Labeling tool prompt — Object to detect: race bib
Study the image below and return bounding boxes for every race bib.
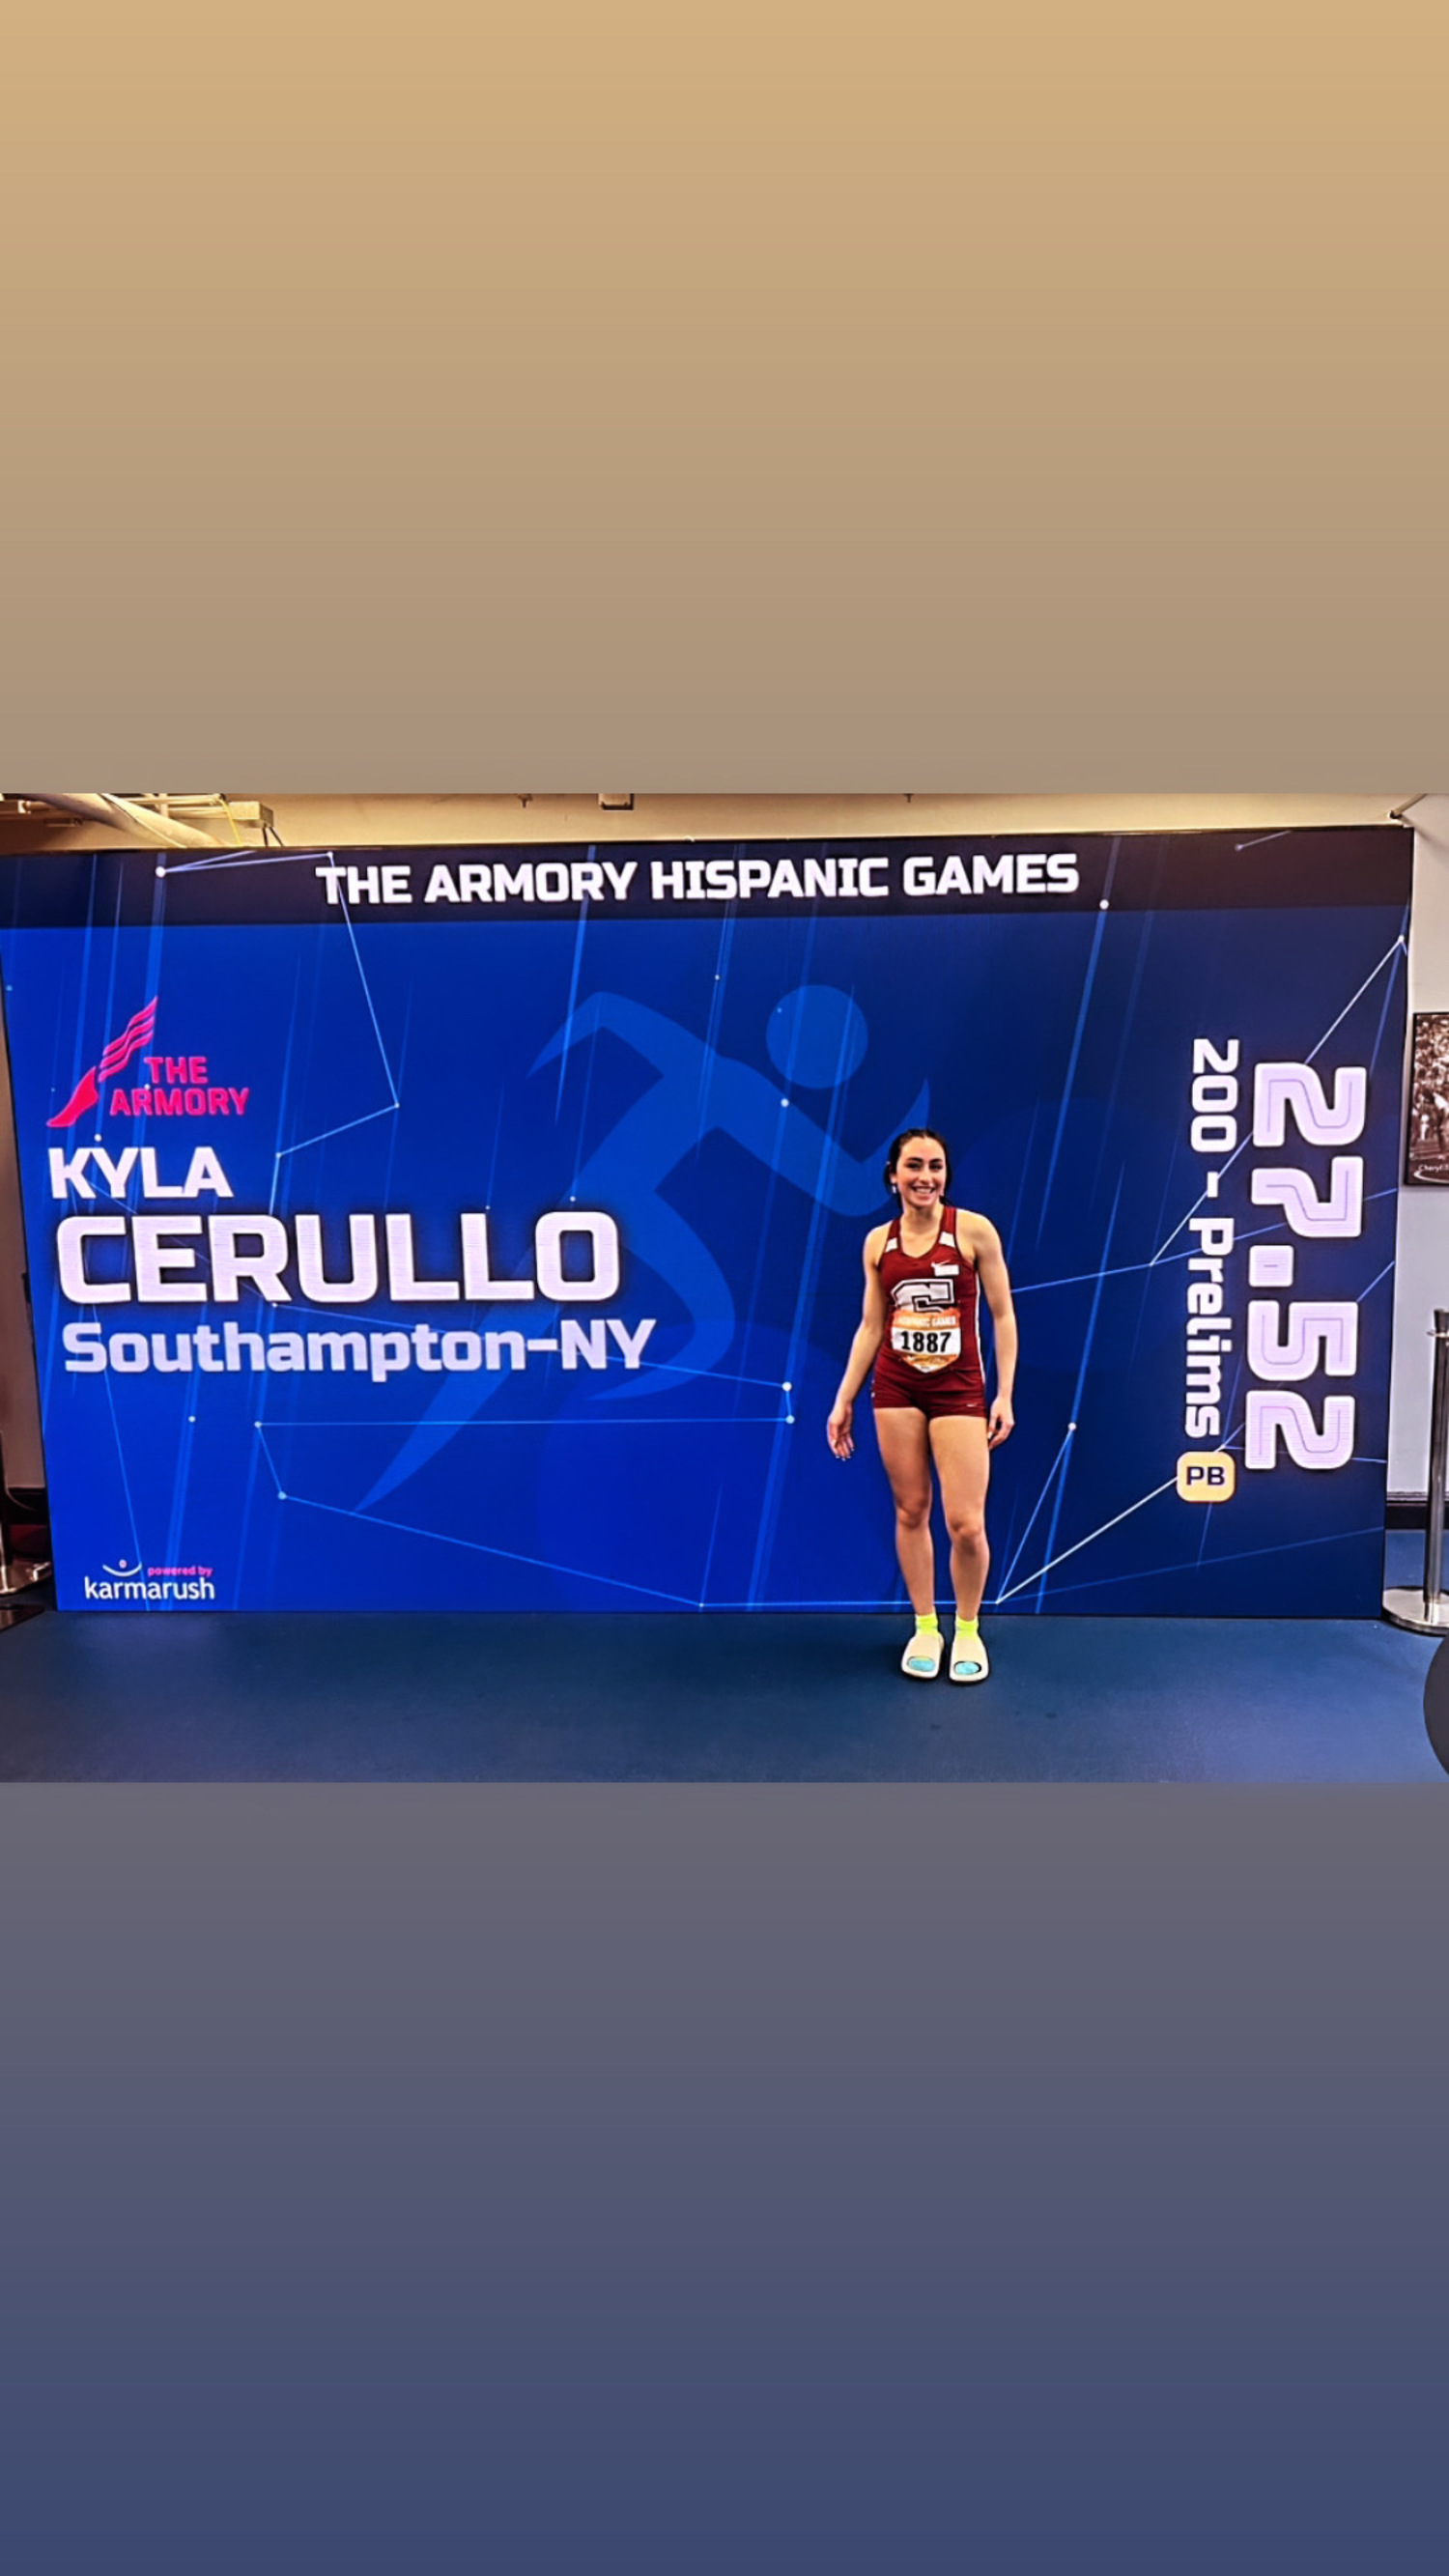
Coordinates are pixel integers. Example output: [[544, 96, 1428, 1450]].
[[890, 1307, 962, 1373]]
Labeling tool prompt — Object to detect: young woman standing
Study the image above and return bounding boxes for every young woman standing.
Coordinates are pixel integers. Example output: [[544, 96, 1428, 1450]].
[[826, 1129, 1017, 1681]]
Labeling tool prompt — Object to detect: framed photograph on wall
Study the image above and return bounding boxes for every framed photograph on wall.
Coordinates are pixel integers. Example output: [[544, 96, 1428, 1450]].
[[1405, 1011, 1449, 1184]]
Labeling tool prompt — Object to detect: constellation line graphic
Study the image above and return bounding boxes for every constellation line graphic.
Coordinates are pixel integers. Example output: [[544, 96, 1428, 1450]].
[[253, 1429, 701, 1608]]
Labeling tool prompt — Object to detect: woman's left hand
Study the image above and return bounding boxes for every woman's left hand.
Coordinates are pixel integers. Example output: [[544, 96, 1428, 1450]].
[[987, 1396, 1014, 1447]]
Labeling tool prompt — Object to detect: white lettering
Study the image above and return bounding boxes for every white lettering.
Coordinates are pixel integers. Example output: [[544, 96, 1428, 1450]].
[[384, 1212, 460, 1301], [138, 1147, 187, 1200], [133, 1216, 207, 1303], [460, 1213, 535, 1301], [1246, 1300, 1359, 1382], [1253, 1062, 1368, 1148], [182, 1148, 233, 1198], [534, 1211, 620, 1304], [48, 1147, 95, 1199], [90, 1147, 139, 1198], [1244, 1390, 1355, 1470], [60, 1313, 652, 1377], [57, 1214, 129, 1302], [209, 1215, 292, 1302], [1250, 1158, 1364, 1238], [607, 1316, 656, 1369], [306, 1331, 368, 1373], [296, 1213, 380, 1303]]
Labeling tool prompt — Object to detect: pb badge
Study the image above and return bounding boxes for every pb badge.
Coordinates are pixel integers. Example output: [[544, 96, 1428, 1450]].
[[1177, 1452, 1236, 1502]]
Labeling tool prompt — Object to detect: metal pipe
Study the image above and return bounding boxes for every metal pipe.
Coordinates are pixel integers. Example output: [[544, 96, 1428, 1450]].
[[1384, 1311, 1449, 1633], [15, 793, 231, 849], [1425, 1311, 1449, 1616]]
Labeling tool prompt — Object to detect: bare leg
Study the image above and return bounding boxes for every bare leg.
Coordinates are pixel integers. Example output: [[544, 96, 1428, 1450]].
[[928, 1414, 991, 1618], [872, 1406, 935, 1616]]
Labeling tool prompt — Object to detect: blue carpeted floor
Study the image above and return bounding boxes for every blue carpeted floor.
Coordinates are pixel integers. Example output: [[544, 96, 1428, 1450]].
[[0, 1532, 1440, 1780]]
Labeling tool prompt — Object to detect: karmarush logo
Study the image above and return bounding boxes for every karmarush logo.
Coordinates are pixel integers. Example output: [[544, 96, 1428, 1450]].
[[83, 1555, 217, 1603], [48, 998, 250, 1128]]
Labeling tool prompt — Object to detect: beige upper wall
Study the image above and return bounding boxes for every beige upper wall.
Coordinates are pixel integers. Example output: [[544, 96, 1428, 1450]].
[[0, 791, 1411, 851]]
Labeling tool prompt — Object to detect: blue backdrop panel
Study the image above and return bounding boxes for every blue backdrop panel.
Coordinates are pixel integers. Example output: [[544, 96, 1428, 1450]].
[[0, 834, 1407, 1613]]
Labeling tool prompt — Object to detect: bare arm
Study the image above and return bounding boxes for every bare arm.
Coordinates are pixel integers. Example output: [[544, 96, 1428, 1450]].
[[827, 1232, 888, 1458], [963, 1214, 1018, 1446]]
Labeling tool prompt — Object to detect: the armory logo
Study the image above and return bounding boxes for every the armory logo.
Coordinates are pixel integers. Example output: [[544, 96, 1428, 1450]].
[[82, 1557, 217, 1602], [48, 997, 249, 1128]]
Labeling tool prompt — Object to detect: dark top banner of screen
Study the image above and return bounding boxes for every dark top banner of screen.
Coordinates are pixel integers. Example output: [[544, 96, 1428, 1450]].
[[0, 826, 1412, 929]]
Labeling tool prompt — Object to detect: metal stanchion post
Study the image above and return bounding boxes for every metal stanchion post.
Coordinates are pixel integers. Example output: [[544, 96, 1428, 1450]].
[[1384, 1309, 1449, 1633]]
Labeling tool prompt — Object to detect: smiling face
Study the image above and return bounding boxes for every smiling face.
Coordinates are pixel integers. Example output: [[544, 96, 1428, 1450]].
[[891, 1134, 948, 1214]]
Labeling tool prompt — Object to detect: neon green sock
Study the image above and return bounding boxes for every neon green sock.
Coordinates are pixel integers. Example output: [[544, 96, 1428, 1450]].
[[913, 1612, 940, 1634], [955, 1616, 980, 1636]]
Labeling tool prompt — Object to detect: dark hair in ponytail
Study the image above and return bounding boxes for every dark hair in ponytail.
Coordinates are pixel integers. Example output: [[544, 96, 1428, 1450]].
[[883, 1127, 953, 1198]]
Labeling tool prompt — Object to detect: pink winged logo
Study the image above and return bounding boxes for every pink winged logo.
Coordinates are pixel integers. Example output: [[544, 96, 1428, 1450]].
[[47, 998, 159, 1129]]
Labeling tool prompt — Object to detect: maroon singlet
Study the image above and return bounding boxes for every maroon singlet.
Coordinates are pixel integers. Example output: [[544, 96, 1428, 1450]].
[[870, 1204, 987, 1418]]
